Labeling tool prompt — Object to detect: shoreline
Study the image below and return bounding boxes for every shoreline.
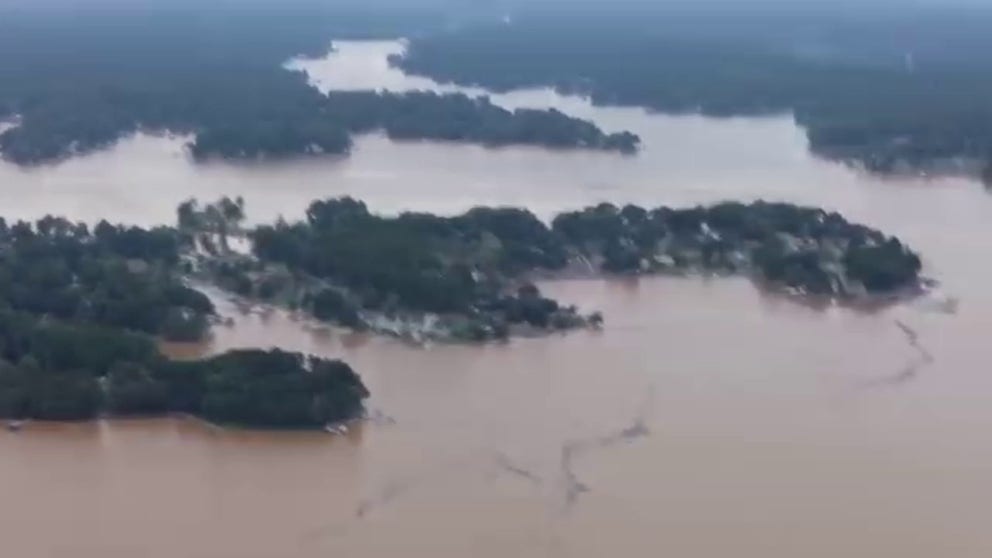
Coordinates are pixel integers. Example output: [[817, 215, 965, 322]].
[[188, 265, 930, 348], [4, 410, 373, 435]]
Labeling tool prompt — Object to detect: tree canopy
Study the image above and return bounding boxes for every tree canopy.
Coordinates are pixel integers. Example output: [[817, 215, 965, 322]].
[[216, 197, 924, 341], [0, 209, 370, 428], [0, 307, 369, 426], [551, 201, 922, 296], [397, 8, 992, 178], [0, 8, 638, 165], [0, 216, 213, 341]]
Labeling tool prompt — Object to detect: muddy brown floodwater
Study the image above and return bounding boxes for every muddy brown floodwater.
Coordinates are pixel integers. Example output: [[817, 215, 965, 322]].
[[2, 40, 992, 557]]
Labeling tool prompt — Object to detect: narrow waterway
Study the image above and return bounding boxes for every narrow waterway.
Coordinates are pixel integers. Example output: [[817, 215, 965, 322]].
[[1, 40, 991, 558]]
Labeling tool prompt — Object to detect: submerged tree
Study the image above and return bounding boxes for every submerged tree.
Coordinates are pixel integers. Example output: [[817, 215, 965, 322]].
[[177, 196, 246, 253]]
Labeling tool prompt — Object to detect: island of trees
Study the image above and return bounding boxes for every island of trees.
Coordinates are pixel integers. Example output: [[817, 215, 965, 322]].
[[188, 91, 639, 161], [0, 215, 369, 428], [185, 197, 594, 341], [0, 196, 923, 423], [0, 7, 638, 166], [551, 201, 922, 296], [184, 197, 923, 342]]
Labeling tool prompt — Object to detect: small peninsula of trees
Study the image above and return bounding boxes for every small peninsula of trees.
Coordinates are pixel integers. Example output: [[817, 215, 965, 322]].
[[551, 201, 922, 296], [0, 7, 639, 166], [193, 197, 923, 341], [189, 92, 639, 160], [0, 216, 213, 342], [241, 198, 586, 340], [0, 212, 369, 427], [0, 309, 369, 426]]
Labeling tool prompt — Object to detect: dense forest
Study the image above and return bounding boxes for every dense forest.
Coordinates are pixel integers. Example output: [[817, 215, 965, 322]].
[[551, 201, 922, 296], [0, 194, 922, 421], [0, 212, 369, 427], [0, 4, 636, 165], [202, 198, 590, 341], [189, 91, 639, 160], [194, 197, 923, 341], [6, 1, 992, 172], [396, 7, 992, 177], [0, 309, 369, 427], [0, 217, 212, 342]]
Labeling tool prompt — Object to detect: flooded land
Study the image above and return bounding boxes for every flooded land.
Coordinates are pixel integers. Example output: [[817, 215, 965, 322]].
[[2, 41, 992, 558]]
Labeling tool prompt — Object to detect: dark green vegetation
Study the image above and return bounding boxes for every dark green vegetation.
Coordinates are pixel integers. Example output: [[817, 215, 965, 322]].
[[0, 4, 636, 165], [0, 212, 369, 427], [0, 196, 922, 421], [189, 92, 639, 160], [164, 350, 369, 428], [552, 202, 922, 296], [0, 216, 212, 342], [225, 198, 589, 341], [208, 197, 921, 341], [6, 1, 992, 172], [396, 5, 992, 177], [0, 310, 368, 426]]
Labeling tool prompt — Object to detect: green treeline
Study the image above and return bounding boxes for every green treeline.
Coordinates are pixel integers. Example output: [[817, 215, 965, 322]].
[[6, 3, 992, 173], [397, 12, 992, 176], [189, 91, 639, 160], [552, 202, 922, 295], [222, 197, 922, 340], [0, 310, 368, 426], [0, 217, 212, 342], [0, 197, 922, 422], [0, 214, 369, 427], [245, 198, 586, 340], [0, 8, 637, 165]]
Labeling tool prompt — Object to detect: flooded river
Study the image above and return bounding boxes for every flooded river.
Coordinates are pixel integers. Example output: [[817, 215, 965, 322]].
[[2, 41, 992, 557]]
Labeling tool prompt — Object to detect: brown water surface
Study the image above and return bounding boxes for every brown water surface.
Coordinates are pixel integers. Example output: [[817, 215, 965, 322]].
[[1, 40, 991, 557]]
